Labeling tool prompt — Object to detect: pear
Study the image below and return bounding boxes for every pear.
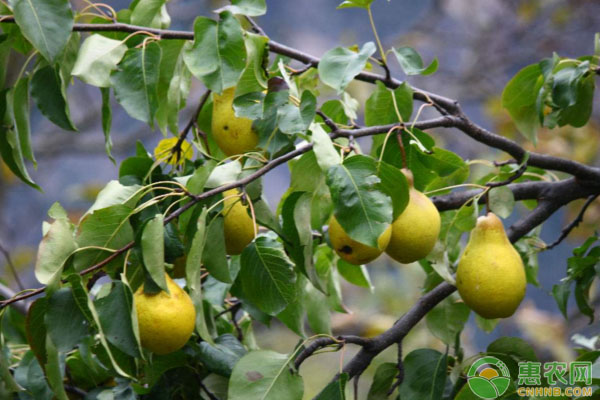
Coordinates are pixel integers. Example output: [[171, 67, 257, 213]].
[[328, 216, 392, 265], [211, 87, 259, 156], [385, 169, 441, 263], [222, 188, 257, 255], [456, 212, 526, 319]]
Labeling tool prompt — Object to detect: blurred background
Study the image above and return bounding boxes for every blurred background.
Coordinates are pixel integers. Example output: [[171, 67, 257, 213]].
[[1, 0, 599, 397]]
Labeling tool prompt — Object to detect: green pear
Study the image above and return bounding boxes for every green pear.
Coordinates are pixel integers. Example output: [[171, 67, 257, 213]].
[[456, 212, 526, 319], [385, 169, 441, 263], [211, 87, 259, 156]]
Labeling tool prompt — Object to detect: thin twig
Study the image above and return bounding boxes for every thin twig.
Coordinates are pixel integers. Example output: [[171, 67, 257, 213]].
[[0, 241, 24, 290], [172, 90, 211, 161], [545, 194, 600, 250], [387, 343, 404, 395], [486, 160, 528, 188], [316, 110, 338, 132], [199, 380, 220, 400]]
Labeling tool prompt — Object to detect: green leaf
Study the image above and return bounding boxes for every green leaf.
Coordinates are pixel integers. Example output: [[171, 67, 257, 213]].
[[228, 350, 304, 400], [86, 180, 142, 215], [277, 276, 306, 336], [0, 89, 40, 190], [94, 281, 142, 358], [501, 64, 543, 143], [552, 282, 570, 319], [326, 155, 392, 248], [100, 87, 114, 163], [488, 186, 515, 219], [392, 46, 438, 76], [367, 363, 397, 400], [10, 77, 35, 166], [9, 0, 73, 63], [236, 32, 269, 96], [14, 351, 53, 399], [311, 123, 341, 171], [202, 216, 231, 283], [44, 335, 69, 400], [315, 373, 348, 399], [73, 204, 134, 272], [278, 90, 316, 135], [72, 34, 127, 88], [45, 288, 89, 352], [398, 349, 447, 400], [141, 214, 168, 292], [30, 64, 76, 131], [337, 0, 373, 9], [318, 42, 376, 92], [304, 281, 331, 335], [377, 161, 409, 219], [0, 345, 20, 392], [111, 42, 161, 125], [25, 298, 48, 367], [556, 75, 595, 128], [475, 314, 499, 333], [365, 81, 413, 126], [552, 62, 589, 108], [487, 337, 537, 362], [198, 334, 247, 377], [240, 235, 297, 316], [217, 0, 267, 17], [34, 211, 77, 286], [337, 259, 372, 289], [183, 12, 246, 93], [426, 295, 470, 345], [131, 0, 166, 27]]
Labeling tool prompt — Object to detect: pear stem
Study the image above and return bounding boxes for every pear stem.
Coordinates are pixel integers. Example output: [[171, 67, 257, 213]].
[[395, 128, 408, 169]]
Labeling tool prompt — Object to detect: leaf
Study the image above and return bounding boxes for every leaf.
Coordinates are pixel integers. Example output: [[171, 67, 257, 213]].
[[217, 0, 267, 17], [365, 80, 413, 126], [426, 295, 470, 345], [141, 214, 167, 292], [488, 186, 515, 219], [377, 161, 409, 219], [318, 42, 376, 92], [228, 350, 304, 400], [398, 349, 447, 400], [487, 337, 537, 362], [25, 298, 48, 367], [131, 0, 166, 27], [311, 123, 341, 171], [14, 351, 53, 399], [94, 281, 142, 358], [240, 235, 297, 316], [304, 281, 331, 335], [100, 87, 114, 163], [236, 32, 269, 96], [337, 0, 374, 10], [72, 34, 127, 88], [278, 90, 316, 135], [9, 0, 73, 63], [392, 46, 438, 76], [111, 42, 161, 125], [501, 64, 543, 143], [552, 282, 570, 319], [30, 64, 76, 131], [73, 204, 134, 272], [551, 62, 589, 108], [44, 335, 69, 400], [85, 180, 142, 215], [326, 155, 392, 248], [475, 314, 499, 333], [202, 216, 231, 283], [337, 259, 373, 289], [556, 75, 595, 128], [45, 288, 89, 352], [183, 12, 246, 93], [197, 334, 247, 377], [35, 212, 77, 286], [205, 161, 242, 188], [315, 373, 348, 399], [367, 363, 397, 400], [10, 77, 35, 166]]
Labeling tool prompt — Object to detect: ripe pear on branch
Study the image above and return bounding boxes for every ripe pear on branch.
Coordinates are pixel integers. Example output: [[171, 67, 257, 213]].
[[134, 274, 196, 355], [211, 87, 259, 156], [385, 169, 441, 264], [222, 188, 257, 255], [328, 215, 392, 265], [456, 212, 526, 319]]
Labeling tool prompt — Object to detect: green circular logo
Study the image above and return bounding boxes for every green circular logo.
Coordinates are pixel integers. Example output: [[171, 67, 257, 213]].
[[467, 356, 511, 399]]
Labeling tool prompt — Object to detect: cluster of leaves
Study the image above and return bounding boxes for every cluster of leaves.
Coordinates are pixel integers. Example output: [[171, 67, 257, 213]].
[[0, 0, 599, 399]]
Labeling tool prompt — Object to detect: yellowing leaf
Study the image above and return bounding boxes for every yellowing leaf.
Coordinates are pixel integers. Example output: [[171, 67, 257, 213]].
[[153, 137, 193, 165]]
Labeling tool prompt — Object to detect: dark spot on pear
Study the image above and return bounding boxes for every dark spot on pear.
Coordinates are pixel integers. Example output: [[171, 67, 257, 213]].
[[340, 245, 353, 254], [223, 125, 229, 130]]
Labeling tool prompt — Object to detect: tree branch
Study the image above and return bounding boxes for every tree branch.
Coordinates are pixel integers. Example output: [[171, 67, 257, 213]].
[[544, 194, 600, 250]]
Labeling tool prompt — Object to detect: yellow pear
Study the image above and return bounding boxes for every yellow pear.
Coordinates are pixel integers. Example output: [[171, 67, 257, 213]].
[[456, 212, 526, 319], [223, 188, 257, 255], [385, 170, 440, 263], [211, 87, 259, 156], [328, 216, 392, 265], [134, 274, 196, 355]]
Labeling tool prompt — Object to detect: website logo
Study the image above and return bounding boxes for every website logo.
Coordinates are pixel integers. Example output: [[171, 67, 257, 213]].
[[467, 356, 511, 399]]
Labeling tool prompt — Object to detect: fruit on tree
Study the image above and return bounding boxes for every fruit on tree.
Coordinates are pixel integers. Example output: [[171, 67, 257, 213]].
[[134, 274, 196, 354], [385, 169, 441, 263], [328, 215, 392, 265], [211, 87, 259, 156], [223, 188, 257, 255], [456, 212, 526, 319]]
